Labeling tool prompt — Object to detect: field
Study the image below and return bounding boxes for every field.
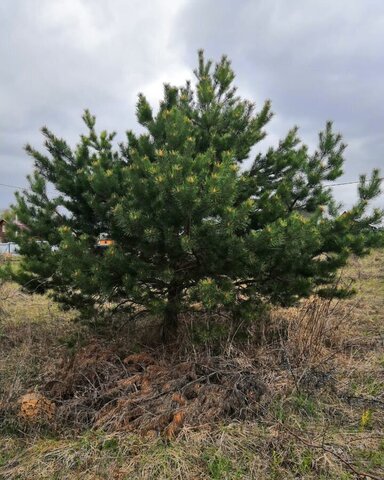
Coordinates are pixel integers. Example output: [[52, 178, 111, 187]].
[[0, 250, 383, 479]]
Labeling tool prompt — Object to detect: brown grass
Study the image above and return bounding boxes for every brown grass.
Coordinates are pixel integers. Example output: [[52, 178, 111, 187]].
[[0, 250, 383, 479]]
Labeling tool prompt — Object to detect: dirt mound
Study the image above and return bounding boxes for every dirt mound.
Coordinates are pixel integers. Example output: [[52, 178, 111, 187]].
[[41, 344, 266, 437]]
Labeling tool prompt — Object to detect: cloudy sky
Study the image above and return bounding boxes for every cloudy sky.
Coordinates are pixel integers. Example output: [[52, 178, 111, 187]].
[[1, 0, 383, 211]]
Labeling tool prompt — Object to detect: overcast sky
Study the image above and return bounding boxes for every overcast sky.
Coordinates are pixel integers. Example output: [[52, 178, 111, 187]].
[[1, 0, 383, 211]]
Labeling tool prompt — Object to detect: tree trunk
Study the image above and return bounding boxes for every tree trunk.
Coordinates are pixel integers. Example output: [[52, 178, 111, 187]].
[[162, 285, 181, 343]]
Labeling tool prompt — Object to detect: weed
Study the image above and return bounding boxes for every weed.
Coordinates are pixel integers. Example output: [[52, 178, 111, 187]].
[[297, 448, 314, 474], [359, 409, 373, 430], [206, 452, 234, 479], [292, 393, 318, 417], [100, 437, 119, 452]]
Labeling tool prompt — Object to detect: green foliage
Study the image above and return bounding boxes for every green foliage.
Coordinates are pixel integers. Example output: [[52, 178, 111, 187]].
[[356, 440, 384, 469], [204, 450, 240, 479], [5, 51, 382, 340], [292, 393, 318, 418]]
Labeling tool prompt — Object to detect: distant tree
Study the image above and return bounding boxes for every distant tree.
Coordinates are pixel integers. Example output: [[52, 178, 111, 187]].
[[5, 51, 382, 341]]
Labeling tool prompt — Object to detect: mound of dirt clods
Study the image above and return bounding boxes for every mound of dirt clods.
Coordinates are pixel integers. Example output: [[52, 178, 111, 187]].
[[40, 342, 266, 438]]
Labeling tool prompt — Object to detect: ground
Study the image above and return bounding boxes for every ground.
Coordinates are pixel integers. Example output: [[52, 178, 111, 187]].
[[0, 250, 383, 479]]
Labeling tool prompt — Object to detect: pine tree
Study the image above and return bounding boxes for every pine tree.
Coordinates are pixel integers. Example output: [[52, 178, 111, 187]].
[[5, 51, 382, 341]]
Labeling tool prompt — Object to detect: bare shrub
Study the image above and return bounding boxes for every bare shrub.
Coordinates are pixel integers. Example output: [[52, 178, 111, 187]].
[[281, 297, 346, 363]]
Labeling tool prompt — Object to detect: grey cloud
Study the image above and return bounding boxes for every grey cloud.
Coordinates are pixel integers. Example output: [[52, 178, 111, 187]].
[[0, 0, 188, 208], [0, 0, 383, 211], [175, 0, 384, 207]]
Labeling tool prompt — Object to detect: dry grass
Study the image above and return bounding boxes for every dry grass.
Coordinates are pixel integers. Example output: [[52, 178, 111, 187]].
[[1, 423, 383, 479], [0, 250, 383, 479]]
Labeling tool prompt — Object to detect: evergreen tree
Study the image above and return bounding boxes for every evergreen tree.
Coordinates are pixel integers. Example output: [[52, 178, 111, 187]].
[[5, 51, 382, 340]]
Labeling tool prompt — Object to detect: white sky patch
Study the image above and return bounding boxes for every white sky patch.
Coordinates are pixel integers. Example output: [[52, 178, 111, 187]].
[[139, 66, 193, 109], [39, 0, 111, 52]]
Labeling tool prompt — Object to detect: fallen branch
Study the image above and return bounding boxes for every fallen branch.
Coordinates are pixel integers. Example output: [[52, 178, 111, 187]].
[[283, 424, 383, 480]]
